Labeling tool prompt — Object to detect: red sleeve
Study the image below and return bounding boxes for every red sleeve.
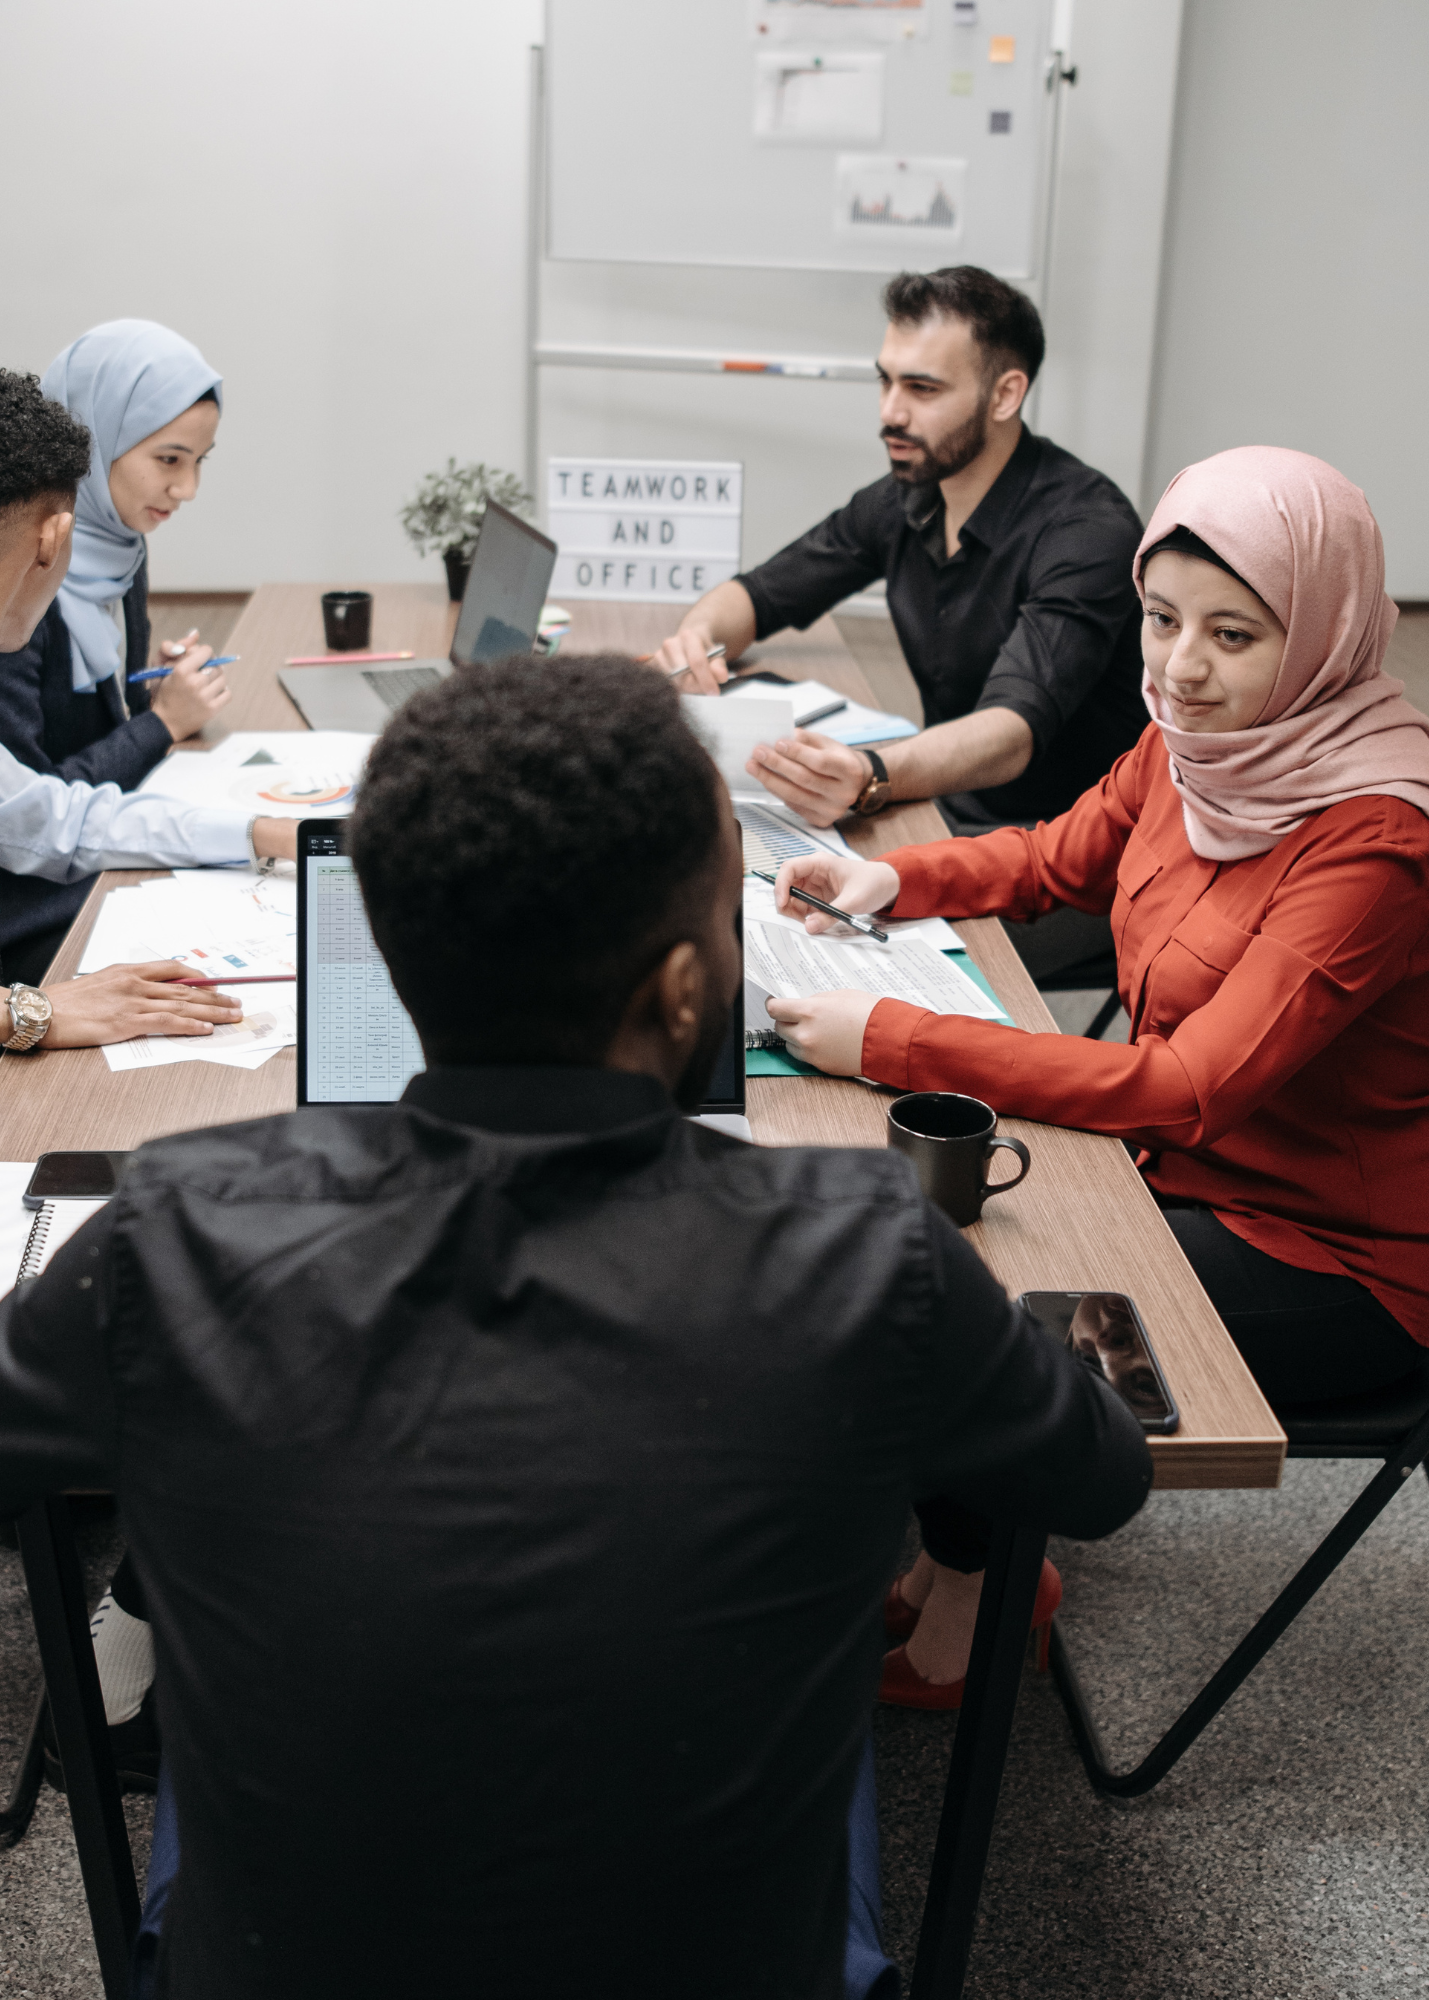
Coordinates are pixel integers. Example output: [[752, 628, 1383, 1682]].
[[863, 804, 1429, 1151], [883, 729, 1155, 925]]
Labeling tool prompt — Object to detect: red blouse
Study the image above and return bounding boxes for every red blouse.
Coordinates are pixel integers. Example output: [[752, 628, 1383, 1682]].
[[862, 725, 1429, 1344]]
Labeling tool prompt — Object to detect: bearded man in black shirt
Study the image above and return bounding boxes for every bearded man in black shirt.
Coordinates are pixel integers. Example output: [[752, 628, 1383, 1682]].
[[0, 657, 1149, 1998], [653, 266, 1147, 985]]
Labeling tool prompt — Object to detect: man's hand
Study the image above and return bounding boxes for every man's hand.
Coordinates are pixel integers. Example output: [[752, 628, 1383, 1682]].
[[23, 963, 244, 1050], [766, 989, 878, 1076], [252, 818, 299, 863], [647, 622, 730, 697], [149, 643, 231, 742], [747, 731, 872, 828], [774, 854, 902, 934]]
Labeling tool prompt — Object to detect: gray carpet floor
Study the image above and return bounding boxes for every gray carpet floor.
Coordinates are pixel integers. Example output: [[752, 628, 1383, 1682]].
[[2, 1463, 1425, 1995]]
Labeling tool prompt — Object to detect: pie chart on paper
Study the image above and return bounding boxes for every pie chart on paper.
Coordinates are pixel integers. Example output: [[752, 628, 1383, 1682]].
[[228, 772, 356, 809]]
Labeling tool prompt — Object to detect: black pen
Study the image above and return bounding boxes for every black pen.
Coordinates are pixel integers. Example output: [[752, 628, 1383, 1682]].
[[751, 869, 889, 943]]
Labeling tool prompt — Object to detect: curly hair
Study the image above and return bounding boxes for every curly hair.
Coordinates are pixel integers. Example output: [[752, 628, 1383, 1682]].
[[882, 267, 1045, 387], [0, 369, 91, 514], [350, 653, 725, 1064]]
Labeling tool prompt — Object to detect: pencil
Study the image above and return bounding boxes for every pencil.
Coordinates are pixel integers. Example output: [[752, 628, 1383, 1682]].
[[750, 869, 889, 943], [285, 650, 416, 665]]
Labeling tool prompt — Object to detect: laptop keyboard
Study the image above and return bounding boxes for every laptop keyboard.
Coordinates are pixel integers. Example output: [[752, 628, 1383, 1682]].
[[361, 666, 444, 711]]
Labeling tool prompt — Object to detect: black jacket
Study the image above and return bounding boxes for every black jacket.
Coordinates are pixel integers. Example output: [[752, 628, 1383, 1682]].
[[0, 1065, 1151, 2000], [0, 562, 172, 955], [735, 429, 1148, 825]]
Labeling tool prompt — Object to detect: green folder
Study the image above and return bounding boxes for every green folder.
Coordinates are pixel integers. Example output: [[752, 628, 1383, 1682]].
[[745, 950, 1010, 1076]]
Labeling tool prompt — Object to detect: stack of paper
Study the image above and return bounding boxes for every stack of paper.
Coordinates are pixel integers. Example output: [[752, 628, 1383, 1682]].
[[724, 677, 918, 748], [742, 874, 1008, 1024], [77, 867, 299, 1073], [137, 730, 376, 817]]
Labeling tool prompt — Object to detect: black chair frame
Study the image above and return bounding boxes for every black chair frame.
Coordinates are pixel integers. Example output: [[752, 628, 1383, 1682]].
[[1050, 1363, 1429, 1798]]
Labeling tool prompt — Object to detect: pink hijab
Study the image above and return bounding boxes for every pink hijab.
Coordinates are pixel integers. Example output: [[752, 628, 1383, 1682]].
[[1135, 446, 1429, 861]]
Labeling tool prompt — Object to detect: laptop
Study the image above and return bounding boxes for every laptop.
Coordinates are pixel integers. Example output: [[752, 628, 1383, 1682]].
[[295, 821, 747, 1120], [278, 501, 558, 733]]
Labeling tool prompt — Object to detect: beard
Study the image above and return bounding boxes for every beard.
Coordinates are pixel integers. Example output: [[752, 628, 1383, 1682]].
[[672, 988, 740, 1113], [882, 383, 994, 485]]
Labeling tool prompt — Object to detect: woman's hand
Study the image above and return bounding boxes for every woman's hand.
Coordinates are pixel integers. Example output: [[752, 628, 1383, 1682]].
[[766, 989, 878, 1076], [27, 963, 244, 1049], [774, 853, 901, 935], [149, 641, 232, 741]]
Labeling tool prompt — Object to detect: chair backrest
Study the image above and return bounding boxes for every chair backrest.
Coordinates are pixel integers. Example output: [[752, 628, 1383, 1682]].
[[1282, 1352, 1429, 1460]]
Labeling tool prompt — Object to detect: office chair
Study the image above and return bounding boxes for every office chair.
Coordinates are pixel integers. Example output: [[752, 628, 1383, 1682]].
[[1049, 1350, 1429, 1795]]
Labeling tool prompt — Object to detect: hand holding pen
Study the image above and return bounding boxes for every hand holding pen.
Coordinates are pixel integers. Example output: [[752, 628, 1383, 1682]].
[[129, 631, 235, 739], [765, 853, 903, 940]]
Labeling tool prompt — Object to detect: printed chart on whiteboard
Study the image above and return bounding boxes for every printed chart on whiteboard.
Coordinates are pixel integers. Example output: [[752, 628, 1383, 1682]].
[[835, 155, 965, 245], [750, 0, 930, 42]]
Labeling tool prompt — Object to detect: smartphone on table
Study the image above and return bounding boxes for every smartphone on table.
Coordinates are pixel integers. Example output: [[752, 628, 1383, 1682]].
[[1018, 1290, 1180, 1434], [23, 1152, 131, 1209]]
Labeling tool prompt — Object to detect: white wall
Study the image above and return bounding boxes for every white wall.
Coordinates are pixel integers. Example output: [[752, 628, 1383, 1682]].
[[1145, 0, 1429, 597], [0, 0, 544, 591]]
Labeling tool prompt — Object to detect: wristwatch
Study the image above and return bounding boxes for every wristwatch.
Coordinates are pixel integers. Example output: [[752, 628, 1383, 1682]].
[[2, 982, 53, 1053], [852, 747, 892, 817]]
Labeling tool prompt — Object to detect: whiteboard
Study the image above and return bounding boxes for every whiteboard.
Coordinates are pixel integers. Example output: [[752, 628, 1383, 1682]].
[[546, 0, 1058, 275]]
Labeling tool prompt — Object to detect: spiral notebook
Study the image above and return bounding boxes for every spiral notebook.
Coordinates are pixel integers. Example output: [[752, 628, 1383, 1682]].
[[0, 1164, 109, 1290]]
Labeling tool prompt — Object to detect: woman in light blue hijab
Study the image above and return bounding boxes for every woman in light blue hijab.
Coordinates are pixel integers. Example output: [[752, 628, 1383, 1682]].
[[0, 321, 237, 980], [42, 318, 224, 693]]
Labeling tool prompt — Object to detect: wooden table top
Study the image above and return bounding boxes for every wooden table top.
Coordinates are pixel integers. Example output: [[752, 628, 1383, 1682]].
[[0, 582, 1283, 1490]]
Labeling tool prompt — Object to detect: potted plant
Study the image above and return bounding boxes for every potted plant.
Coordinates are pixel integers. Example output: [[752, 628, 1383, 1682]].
[[399, 460, 535, 600]]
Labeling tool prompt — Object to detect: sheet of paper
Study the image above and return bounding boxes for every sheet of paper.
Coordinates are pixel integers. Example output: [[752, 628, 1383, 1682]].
[[725, 677, 918, 746], [745, 918, 1008, 1020], [99, 988, 296, 1073], [753, 51, 884, 144], [682, 694, 794, 797], [79, 872, 298, 982], [137, 732, 375, 817], [742, 873, 962, 950], [836, 153, 965, 245], [731, 795, 855, 872]]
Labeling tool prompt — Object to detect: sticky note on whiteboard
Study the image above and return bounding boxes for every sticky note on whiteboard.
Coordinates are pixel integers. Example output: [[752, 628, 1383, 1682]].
[[989, 35, 1016, 61], [953, 0, 978, 21], [949, 70, 974, 96]]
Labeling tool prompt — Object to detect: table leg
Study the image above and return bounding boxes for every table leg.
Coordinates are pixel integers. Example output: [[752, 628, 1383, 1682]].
[[16, 1497, 140, 1998], [909, 1521, 1048, 2000]]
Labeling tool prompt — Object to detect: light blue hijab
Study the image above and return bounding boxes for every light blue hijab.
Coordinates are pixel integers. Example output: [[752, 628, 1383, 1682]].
[[40, 320, 222, 692]]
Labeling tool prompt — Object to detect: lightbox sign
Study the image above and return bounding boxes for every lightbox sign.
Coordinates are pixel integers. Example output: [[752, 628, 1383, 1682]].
[[547, 457, 743, 601]]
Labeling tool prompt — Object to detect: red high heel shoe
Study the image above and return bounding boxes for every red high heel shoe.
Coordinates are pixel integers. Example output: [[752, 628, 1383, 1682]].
[[878, 1559, 1062, 1712], [883, 1573, 923, 1642]]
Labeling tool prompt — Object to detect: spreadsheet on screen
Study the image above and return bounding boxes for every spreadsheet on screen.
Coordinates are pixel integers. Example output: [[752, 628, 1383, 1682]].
[[305, 856, 424, 1102]]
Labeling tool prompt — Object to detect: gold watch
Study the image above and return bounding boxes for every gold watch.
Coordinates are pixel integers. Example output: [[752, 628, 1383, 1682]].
[[852, 747, 892, 816], [2, 982, 53, 1053]]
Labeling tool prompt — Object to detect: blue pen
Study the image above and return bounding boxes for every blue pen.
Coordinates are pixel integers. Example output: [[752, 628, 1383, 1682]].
[[128, 654, 238, 685]]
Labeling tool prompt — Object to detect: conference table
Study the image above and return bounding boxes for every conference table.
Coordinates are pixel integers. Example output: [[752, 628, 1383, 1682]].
[[2, 584, 1285, 1999]]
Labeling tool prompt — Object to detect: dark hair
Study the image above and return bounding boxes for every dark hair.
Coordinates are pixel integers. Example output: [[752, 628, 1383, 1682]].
[[350, 654, 725, 1065], [194, 388, 220, 407], [881, 266, 1045, 387], [0, 369, 91, 515], [1139, 525, 1252, 593]]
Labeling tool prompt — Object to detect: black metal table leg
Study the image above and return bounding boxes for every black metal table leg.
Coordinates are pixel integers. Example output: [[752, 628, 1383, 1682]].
[[1051, 1406, 1429, 1798], [910, 1521, 1048, 2000], [16, 1497, 139, 1998]]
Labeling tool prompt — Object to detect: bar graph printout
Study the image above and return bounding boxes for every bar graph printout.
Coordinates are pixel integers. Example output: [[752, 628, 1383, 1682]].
[[306, 856, 424, 1102]]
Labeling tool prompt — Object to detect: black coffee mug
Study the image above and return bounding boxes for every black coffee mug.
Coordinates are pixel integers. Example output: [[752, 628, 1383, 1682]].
[[886, 1092, 1031, 1227], [321, 590, 373, 652]]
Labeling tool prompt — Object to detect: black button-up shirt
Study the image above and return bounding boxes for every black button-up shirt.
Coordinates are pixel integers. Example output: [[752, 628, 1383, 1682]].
[[0, 1066, 1149, 1999], [735, 428, 1148, 824]]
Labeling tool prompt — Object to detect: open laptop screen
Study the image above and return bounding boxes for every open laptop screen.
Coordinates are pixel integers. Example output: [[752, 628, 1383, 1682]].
[[296, 822, 745, 1114], [450, 501, 558, 668]]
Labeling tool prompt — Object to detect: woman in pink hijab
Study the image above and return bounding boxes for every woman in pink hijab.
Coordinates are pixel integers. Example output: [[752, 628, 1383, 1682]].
[[765, 446, 1429, 1705]]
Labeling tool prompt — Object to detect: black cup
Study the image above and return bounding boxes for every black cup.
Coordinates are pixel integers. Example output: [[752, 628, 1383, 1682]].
[[886, 1092, 1031, 1227], [320, 590, 373, 652]]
